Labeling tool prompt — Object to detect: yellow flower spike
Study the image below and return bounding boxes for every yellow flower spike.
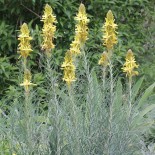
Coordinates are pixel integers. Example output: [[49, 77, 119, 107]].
[[75, 3, 89, 24], [61, 51, 74, 68], [69, 3, 89, 54], [42, 4, 56, 23], [105, 10, 117, 29], [41, 4, 56, 55], [20, 69, 36, 93], [18, 23, 33, 59], [70, 38, 81, 55], [122, 49, 139, 78], [18, 23, 32, 40], [61, 3, 89, 85], [103, 10, 117, 51], [98, 51, 109, 67], [61, 51, 76, 86], [74, 3, 89, 46], [63, 65, 76, 86]]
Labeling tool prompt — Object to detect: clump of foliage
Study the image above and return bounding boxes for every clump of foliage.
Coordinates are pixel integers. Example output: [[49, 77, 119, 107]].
[[0, 3, 155, 155]]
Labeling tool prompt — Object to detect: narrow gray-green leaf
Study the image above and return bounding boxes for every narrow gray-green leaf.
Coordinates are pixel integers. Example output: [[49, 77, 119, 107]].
[[132, 104, 155, 128], [137, 82, 155, 108], [132, 77, 144, 102]]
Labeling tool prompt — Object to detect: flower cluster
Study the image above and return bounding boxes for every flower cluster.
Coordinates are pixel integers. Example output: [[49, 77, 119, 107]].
[[70, 3, 89, 55], [62, 3, 89, 87], [99, 10, 117, 66], [98, 51, 109, 67], [103, 10, 117, 51], [122, 49, 139, 78], [61, 51, 76, 86], [20, 69, 36, 93], [74, 3, 89, 45], [41, 4, 56, 54], [18, 23, 32, 59], [18, 23, 36, 93]]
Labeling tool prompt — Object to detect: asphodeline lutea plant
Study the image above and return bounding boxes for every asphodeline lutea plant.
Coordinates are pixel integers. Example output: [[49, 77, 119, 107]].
[[61, 51, 76, 87], [41, 4, 56, 56], [122, 49, 139, 79], [20, 69, 36, 93], [18, 23, 32, 62], [103, 10, 117, 52], [70, 3, 89, 55]]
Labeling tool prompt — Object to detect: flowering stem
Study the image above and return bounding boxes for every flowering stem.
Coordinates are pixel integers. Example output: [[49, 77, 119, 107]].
[[107, 53, 114, 154], [24, 91, 33, 152], [68, 85, 81, 154], [81, 45, 91, 82], [68, 85, 76, 123], [109, 59, 114, 105], [23, 58, 27, 70], [102, 67, 106, 96], [45, 54, 62, 155], [128, 77, 132, 118], [81, 45, 94, 153]]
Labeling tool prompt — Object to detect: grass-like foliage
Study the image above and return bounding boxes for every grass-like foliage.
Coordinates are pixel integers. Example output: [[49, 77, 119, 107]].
[[0, 3, 155, 155]]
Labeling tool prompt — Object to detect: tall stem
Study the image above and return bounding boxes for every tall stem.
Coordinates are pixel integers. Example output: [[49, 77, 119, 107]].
[[24, 91, 33, 153], [68, 86, 77, 126], [128, 77, 132, 118], [68, 85, 81, 154], [107, 53, 114, 155], [81, 46, 91, 82], [102, 67, 106, 89], [102, 67, 106, 110], [109, 58, 114, 106], [81, 46, 94, 154], [46, 55, 61, 155]]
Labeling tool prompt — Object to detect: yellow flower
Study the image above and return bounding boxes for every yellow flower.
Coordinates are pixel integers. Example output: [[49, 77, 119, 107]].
[[41, 4, 56, 54], [61, 51, 74, 68], [75, 3, 89, 24], [70, 38, 81, 55], [20, 69, 36, 92], [41, 4, 56, 23], [18, 23, 32, 58], [98, 51, 109, 66], [61, 51, 76, 86], [122, 49, 139, 78], [74, 3, 89, 46], [69, 3, 89, 56], [103, 10, 117, 50], [61, 3, 89, 86], [63, 66, 76, 86]]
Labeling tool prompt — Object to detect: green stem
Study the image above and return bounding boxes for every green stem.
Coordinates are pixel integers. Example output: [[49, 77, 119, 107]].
[[46, 54, 61, 155], [128, 77, 132, 118], [68, 85, 77, 127], [102, 67, 107, 104], [23, 58, 27, 70], [81, 46, 91, 82], [24, 91, 32, 153], [81, 46, 95, 154], [107, 52, 114, 155], [68, 85, 81, 154]]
